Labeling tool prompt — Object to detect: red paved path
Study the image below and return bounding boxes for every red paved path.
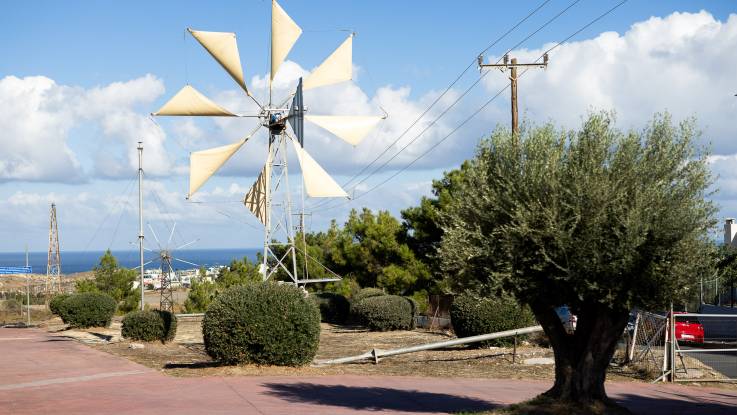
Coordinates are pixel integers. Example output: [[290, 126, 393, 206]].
[[1, 327, 736, 414]]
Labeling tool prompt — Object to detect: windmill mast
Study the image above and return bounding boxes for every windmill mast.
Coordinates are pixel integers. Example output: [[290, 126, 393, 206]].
[[138, 142, 145, 311]]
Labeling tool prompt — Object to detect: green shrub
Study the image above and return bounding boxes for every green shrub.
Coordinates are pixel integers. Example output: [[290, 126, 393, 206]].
[[202, 283, 320, 366], [60, 292, 117, 328], [351, 295, 415, 331], [310, 292, 350, 324], [1, 299, 21, 312], [122, 309, 178, 342], [449, 293, 536, 347], [49, 293, 71, 316], [351, 287, 386, 304]]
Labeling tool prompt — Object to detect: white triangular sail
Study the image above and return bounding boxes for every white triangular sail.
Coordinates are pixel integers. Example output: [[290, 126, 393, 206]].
[[290, 138, 348, 198], [303, 35, 352, 91], [271, 0, 302, 81], [244, 165, 268, 225], [189, 29, 249, 93], [305, 115, 382, 146], [188, 137, 249, 197], [154, 85, 236, 117]]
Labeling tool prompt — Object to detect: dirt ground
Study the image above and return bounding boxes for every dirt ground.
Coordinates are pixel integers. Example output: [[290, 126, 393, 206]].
[[34, 315, 737, 389]]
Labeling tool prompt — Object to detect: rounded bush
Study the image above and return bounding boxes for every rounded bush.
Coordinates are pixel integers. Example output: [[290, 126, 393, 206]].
[[49, 293, 71, 316], [122, 310, 178, 342], [311, 292, 350, 324], [203, 283, 321, 366], [450, 293, 536, 347], [351, 295, 415, 331], [60, 292, 117, 328], [351, 287, 386, 304]]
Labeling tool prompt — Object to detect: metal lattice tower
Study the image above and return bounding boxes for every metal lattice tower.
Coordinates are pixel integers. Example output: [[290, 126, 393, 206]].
[[46, 203, 61, 294], [159, 250, 174, 312]]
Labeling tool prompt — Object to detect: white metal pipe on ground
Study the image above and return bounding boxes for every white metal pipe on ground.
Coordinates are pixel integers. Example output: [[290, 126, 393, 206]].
[[314, 325, 543, 366]]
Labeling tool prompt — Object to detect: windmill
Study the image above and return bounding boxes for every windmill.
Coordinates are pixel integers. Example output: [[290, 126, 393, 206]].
[[138, 223, 199, 312], [153, 0, 383, 285]]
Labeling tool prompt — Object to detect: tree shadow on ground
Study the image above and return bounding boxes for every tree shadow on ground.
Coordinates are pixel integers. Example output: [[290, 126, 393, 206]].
[[262, 382, 497, 413], [614, 391, 737, 415]]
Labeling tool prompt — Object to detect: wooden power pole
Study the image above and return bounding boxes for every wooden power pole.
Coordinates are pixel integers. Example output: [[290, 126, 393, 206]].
[[478, 53, 549, 136]]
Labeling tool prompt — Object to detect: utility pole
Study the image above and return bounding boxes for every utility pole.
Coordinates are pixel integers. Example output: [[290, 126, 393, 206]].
[[138, 142, 145, 311], [478, 53, 549, 137]]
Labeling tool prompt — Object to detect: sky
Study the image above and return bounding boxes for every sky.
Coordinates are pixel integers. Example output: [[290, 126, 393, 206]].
[[1, 0, 736, 253]]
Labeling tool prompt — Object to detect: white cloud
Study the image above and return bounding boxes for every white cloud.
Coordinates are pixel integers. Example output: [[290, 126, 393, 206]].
[[0, 74, 172, 183], [482, 11, 737, 154]]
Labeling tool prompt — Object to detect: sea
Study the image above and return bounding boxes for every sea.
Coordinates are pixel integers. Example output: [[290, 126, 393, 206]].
[[0, 248, 259, 275]]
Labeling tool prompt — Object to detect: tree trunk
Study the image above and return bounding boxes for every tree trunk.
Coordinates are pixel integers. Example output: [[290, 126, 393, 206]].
[[531, 301, 631, 406]]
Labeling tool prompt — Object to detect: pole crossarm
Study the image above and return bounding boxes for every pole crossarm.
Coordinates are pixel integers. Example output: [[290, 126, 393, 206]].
[[477, 53, 549, 136]]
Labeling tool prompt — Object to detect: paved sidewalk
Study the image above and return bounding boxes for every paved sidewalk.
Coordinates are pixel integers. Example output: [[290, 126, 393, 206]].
[[1, 327, 736, 414]]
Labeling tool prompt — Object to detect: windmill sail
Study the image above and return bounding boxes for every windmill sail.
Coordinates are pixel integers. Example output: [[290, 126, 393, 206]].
[[188, 136, 250, 197], [305, 115, 382, 146], [291, 138, 348, 198], [244, 165, 268, 225], [288, 78, 304, 146], [303, 35, 352, 91], [271, 0, 302, 81], [188, 29, 249, 94], [154, 85, 236, 117]]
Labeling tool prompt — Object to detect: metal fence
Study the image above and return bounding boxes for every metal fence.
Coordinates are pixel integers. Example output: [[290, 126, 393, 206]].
[[616, 310, 668, 379], [673, 312, 737, 382]]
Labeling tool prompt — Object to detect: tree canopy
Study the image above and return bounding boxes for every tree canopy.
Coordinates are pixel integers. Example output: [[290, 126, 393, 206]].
[[439, 112, 716, 406]]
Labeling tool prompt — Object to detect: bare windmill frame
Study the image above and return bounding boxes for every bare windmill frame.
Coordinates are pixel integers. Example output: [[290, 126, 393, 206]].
[[154, 0, 384, 285]]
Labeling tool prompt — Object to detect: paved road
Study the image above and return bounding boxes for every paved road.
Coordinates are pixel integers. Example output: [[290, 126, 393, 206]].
[[2, 328, 737, 414], [681, 345, 737, 379]]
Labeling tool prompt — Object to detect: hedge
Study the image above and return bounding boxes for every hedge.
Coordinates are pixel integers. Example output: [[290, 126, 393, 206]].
[[60, 292, 117, 328], [449, 293, 536, 347], [122, 309, 178, 342], [310, 292, 350, 324], [351, 295, 415, 331], [202, 283, 321, 366], [49, 293, 71, 316]]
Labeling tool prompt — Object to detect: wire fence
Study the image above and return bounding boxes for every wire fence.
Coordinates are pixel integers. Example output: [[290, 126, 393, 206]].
[[612, 310, 668, 380]]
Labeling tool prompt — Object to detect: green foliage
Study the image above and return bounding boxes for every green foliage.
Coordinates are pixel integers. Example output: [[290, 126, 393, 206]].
[[184, 278, 217, 313], [216, 257, 262, 288], [323, 277, 361, 300], [449, 293, 536, 347], [1, 299, 21, 312], [74, 279, 98, 293], [351, 287, 386, 304], [409, 290, 429, 315], [439, 112, 715, 312], [202, 283, 321, 366], [60, 292, 117, 328], [121, 309, 177, 343], [351, 295, 416, 331], [86, 250, 139, 313], [310, 292, 350, 324], [401, 161, 472, 292], [49, 293, 71, 316]]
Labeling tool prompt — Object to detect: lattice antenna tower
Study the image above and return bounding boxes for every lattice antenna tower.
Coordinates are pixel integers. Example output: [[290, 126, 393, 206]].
[[46, 202, 61, 294], [154, 0, 384, 285]]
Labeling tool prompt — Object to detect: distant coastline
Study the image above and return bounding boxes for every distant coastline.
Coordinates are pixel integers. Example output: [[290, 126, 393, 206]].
[[0, 248, 260, 275]]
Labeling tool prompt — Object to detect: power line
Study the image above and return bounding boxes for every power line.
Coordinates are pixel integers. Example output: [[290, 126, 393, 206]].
[[314, 0, 628, 215], [310, 0, 584, 212], [314, 0, 553, 197]]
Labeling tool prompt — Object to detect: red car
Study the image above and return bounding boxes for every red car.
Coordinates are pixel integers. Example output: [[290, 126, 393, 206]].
[[673, 312, 705, 344]]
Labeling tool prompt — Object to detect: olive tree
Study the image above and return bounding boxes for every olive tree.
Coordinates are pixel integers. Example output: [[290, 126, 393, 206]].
[[439, 112, 715, 408]]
